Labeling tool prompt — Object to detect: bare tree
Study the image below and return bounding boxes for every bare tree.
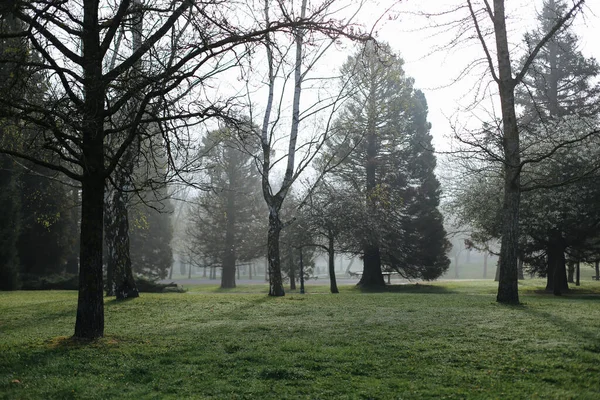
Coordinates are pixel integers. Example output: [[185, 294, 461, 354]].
[[253, 0, 368, 296], [425, 0, 587, 303], [0, 0, 363, 338]]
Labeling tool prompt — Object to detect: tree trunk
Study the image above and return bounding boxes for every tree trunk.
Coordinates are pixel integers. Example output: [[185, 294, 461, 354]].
[[74, 174, 105, 339], [595, 260, 599, 280], [328, 234, 339, 294], [74, 4, 107, 338], [267, 208, 285, 296], [104, 170, 139, 300], [494, 0, 521, 304], [545, 247, 555, 292], [358, 73, 385, 290], [575, 261, 580, 286], [547, 230, 568, 295], [66, 187, 80, 275], [567, 261, 575, 283], [518, 257, 524, 280], [359, 245, 386, 288]]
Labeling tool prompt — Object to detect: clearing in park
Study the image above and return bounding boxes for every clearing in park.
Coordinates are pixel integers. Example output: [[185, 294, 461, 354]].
[[1, 280, 599, 399]]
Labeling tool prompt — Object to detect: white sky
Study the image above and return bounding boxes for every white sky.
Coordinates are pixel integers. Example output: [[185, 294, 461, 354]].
[[367, 0, 600, 153]]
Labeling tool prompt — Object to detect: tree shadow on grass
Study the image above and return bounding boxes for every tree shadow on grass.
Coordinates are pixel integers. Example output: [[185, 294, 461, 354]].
[[526, 288, 600, 301], [520, 305, 600, 347]]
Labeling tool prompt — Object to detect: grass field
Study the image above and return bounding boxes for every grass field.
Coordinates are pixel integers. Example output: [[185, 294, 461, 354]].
[[1, 280, 600, 399]]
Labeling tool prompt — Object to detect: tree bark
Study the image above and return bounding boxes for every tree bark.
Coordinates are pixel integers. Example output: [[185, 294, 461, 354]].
[[546, 230, 568, 295], [75, 174, 105, 339], [575, 261, 580, 286], [74, 1, 106, 338], [104, 165, 139, 300], [494, 0, 521, 304], [359, 245, 386, 288], [328, 234, 339, 294], [267, 208, 285, 296], [358, 70, 385, 289], [518, 257, 525, 280], [545, 246, 555, 292], [567, 261, 575, 283], [595, 260, 599, 281], [66, 188, 80, 275]]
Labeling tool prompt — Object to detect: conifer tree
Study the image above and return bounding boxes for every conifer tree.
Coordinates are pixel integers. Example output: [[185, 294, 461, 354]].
[[186, 125, 264, 288], [324, 42, 449, 287]]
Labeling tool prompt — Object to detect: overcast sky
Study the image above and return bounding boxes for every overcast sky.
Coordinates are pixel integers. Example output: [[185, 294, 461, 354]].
[[365, 0, 600, 152]]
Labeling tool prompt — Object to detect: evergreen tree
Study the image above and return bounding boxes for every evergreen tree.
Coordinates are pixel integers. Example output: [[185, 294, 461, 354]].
[[517, 0, 600, 121], [186, 125, 265, 288], [17, 168, 70, 278], [0, 13, 25, 290], [324, 42, 449, 287], [0, 153, 21, 290], [129, 195, 174, 280]]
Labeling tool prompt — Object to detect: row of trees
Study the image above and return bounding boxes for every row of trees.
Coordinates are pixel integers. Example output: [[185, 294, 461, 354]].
[[3, 0, 595, 341], [183, 42, 450, 292], [0, 0, 380, 339]]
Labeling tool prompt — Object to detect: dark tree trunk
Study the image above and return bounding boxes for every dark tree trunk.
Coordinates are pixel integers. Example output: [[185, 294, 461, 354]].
[[518, 257, 524, 280], [567, 261, 575, 283], [483, 252, 488, 279], [74, 3, 106, 338], [575, 261, 580, 286], [359, 245, 386, 288], [554, 255, 569, 296], [66, 187, 80, 275], [74, 174, 105, 339], [328, 234, 339, 294], [267, 208, 285, 296], [595, 260, 599, 280], [358, 80, 384, 290], [104, 177, 139, 300], [494, 0, 521, 304], [545, 247, 555, 292], [547, 230, 568, 295]]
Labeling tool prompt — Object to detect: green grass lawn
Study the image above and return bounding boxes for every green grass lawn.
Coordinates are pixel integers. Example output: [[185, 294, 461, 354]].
[[1, 280, 600, 399]]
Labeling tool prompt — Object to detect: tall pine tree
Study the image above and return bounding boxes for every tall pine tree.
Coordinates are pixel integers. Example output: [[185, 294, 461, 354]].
[[324, 42, 449, 288], [186, 125, 264, 288]]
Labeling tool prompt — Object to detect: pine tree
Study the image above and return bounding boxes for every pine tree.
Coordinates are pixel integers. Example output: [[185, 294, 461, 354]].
[[516, 0, 600, 294], [324, 42, 449, 287], [186, 125, 265, 288], [517, 0, 600, 121]]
